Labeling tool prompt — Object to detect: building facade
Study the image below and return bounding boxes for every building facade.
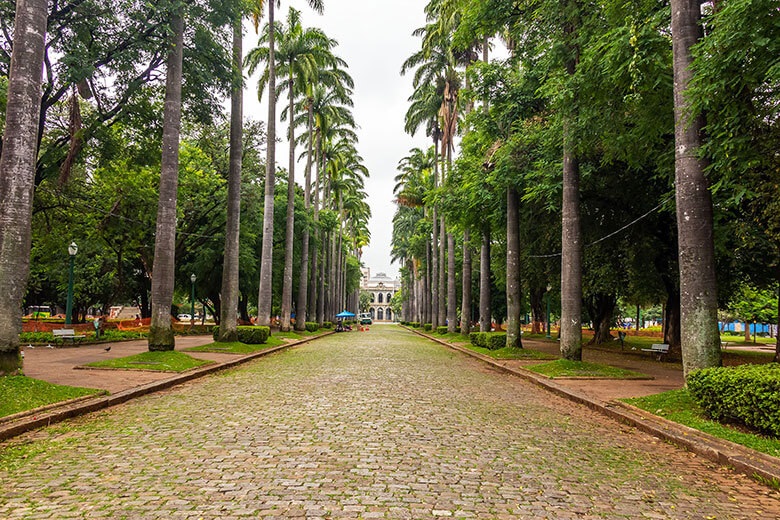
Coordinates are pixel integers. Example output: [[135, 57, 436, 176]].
[[360, 268, 401, 322]]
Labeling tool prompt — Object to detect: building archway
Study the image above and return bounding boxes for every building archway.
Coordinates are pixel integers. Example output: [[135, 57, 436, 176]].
[[378, 293, 384, 303], [386, 308, 393, 321], [377, 308, 384, 320], [370, 308, 375, 320]]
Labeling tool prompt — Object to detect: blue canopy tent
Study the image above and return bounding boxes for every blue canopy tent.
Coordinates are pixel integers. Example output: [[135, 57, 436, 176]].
[[335, 310, 355, 318]]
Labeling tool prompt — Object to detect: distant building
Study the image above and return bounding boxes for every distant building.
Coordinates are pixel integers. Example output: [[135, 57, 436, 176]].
[[361, 268, 401, 322]]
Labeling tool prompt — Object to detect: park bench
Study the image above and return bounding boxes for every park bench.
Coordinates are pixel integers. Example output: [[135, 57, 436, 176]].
[[641, 343, 669, 361], [53, 328, 86, 344]]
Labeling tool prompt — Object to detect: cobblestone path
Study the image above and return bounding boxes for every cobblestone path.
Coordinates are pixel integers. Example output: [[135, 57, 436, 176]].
[[2, 325, 780, 519]]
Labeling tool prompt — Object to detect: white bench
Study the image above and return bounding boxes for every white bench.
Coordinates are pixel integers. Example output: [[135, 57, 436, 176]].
[[641, 343, 669, 360], [53, 328, 86, 344]]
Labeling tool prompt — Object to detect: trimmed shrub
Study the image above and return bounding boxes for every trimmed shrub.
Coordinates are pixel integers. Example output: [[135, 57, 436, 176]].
[[487, 332, 507, 350], [470, 332, 488, 348], [305, 322, 319, 333], [410, 322, 421, 328], [237, 326, 270, 344], [436, 326, 448, 335], [687, 364, 780, 437], [423, 323, 432, 331], [322, 321, 333, 329], [212, 326, 220, 341]]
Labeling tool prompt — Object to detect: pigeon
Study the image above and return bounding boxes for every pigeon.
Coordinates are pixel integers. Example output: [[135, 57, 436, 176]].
[[27, 344, 34, 349], [104, 346, 111, 352], [46, 344, 53, 349]]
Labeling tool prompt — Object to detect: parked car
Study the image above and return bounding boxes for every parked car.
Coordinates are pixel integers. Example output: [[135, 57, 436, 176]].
[[359, 313, 373, 325]]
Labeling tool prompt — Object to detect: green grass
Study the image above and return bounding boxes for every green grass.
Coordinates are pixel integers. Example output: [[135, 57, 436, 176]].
[[184, 341, 277, 354], [466, 344, 558, 360], [527, 359, 649, 379], [0, 376, 103, 418], [625, 389, 780, 458], [84, 351, 213, 372]]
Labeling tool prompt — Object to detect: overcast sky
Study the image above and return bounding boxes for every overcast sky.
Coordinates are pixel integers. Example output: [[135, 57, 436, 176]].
[[242, 0, 432, 280]]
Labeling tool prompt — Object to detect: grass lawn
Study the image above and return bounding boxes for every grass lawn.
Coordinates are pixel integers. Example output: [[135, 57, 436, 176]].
[[465, 344, 558, 360], [185, 341, 278, 354], [0, 376, 104, 418], [625, 389, 780, 459], [527, 359, 649, 379], [84, 351, 213, 372]]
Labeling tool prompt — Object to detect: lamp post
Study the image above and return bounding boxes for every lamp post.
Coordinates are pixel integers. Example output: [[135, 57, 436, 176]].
[[546, 284, 552, 339], [190, 274, 197, 326], [65, 242, 78, 325]]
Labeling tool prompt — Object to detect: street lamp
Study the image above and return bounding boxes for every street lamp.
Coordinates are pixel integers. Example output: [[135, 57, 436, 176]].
[[65, 242, 78, 325], [546, 284, 552, 339], [190, 273, 197, 325]]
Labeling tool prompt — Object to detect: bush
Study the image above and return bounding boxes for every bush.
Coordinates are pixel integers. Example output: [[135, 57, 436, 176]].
[[470, 332, 487, 348], [236, 326, 270, 345], [305, 322, 319, 332], [410, 322, 420, 328], [687, 364, 780, 437], [322, 321, 333, 329], [487, 332, 507, 350], [423, 323, 432, 331], [436, 326, 448, 335]]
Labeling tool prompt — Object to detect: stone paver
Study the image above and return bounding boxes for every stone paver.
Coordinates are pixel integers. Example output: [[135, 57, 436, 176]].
[[2, 325, 780, 519]]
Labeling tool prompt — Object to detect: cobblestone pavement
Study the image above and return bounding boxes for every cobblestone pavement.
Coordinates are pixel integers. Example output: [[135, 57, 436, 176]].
[[2, 325, 780, 519]]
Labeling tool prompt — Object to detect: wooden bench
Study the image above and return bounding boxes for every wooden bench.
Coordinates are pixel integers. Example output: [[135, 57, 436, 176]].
[[53, 328, 86, 344], [641, 343, 669, 360]]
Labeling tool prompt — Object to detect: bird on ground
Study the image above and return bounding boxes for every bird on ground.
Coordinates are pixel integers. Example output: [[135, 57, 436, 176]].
[[104, 346, 111, 352], [45, 344, 53, 349], [27, 344, 34, 349]]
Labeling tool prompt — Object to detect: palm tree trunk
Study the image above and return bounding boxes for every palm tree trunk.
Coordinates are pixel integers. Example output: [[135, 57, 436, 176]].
[[280, 71, 296, 332], [460, 230, 472, 335], [479, 226, 491, 332], [218, 17, 243, 342], [256, 0, 277, 328], [295, 105, 315, 331], [438, 216, 446, 327], [148, 10, 184, 351], [671, 0, 721, 376], [559, 123, 582, 360], [431, 207, 439, 328], [447, 232, 457, 333], [0, 0, 48, 375], [506, 186, 522, 348], [424, 239, 431, 325]]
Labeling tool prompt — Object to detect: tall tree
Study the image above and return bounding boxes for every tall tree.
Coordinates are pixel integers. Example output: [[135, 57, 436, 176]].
[[0, 0, 49, 375], [148, 8, 185, 351], [217, 8, 244, 342], [671, 0, 721, 375]]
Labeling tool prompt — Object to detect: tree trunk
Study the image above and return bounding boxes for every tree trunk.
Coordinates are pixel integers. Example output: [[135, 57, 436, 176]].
[[774, 277, 779, 363], [479, 227, 491, 332], [585, 293, 617, 345], [461, 230, 472, 335], [447, 233, 457, 333], [295, 105, 315, 331], [438, 216, 446, 327], [671, 0, 721, 376], [217, 18, 243, 343], [506, 187, 522, 348], [280, 70, 296, 332], [148, 11, 184, 351], [0, 0, 48, 375], [431, 207, 439, 328], [530, 287, 545, 334], [663, 289, 682, 358], [560, 119, 582, 360], [256, 0, 277, 328]]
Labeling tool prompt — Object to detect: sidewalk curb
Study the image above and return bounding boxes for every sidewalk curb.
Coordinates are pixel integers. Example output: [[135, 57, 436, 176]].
[[411, 328, 780, 487], [0, 332, 333, 442]]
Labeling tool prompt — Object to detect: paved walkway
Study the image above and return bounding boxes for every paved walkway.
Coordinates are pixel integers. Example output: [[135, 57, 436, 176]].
[[3, 325, 780, 518]]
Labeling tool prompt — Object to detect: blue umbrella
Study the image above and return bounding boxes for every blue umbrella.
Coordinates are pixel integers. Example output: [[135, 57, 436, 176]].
[[335, 310, 356, 318]]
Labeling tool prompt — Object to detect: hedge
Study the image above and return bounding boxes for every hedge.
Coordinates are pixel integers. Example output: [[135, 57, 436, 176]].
[[305, 322, 319, 333], [423, 323, 432, 331], [436, 326, 448, 335], [322, 321, 333, 329], [410, 322, 421, 328], [687, 364, 780, 437], [212, 325, 270, 344], [469, 331, 506, 350]]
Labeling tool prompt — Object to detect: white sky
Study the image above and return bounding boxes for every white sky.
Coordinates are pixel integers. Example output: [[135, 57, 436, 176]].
[[243, 0, 432, 280]]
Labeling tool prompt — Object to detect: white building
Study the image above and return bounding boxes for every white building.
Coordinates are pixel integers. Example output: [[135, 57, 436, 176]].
[[361, 268, 401, 322]]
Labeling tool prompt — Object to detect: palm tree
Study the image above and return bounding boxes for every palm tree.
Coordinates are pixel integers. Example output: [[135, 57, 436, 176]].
[[0, 0, 48, 375], [671, 0, 720, 375], [217, 6, 245, 342], [250, 0, 324, 328], [148, 9, 184, 351], [249, 7, 340, 331]]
